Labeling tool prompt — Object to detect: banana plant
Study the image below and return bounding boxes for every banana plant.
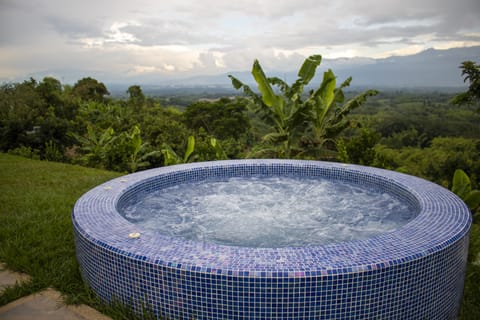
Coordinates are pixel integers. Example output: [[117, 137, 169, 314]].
[[69, 125, 117, 168], [303, 73, 378, 157], [161, 135, 196, 166], [229, 54, 378, 159], [229, 55, 322, 158], [125, 125, 160, 172], [452, 169, 480, 215], [162, 135, 229, 166], [210, 137, 228, 160]]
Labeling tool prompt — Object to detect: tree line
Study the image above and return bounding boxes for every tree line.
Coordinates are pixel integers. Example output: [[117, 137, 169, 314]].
[[1, 57, 479, 193]]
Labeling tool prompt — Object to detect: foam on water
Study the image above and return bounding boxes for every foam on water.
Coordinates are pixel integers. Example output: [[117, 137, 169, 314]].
[[121, 176, 417, 247]]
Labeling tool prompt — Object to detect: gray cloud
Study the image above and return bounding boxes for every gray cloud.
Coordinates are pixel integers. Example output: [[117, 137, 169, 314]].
[[45, 15, 104, 40], [121, 19, 218, 46], [0, 0, 479, 81]]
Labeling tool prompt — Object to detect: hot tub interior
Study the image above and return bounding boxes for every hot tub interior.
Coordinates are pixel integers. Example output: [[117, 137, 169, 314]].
[[118, 171, 419, 248]]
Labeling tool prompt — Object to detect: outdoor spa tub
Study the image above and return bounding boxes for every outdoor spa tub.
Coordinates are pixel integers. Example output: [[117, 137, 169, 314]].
[[73, 160, 471, 319]]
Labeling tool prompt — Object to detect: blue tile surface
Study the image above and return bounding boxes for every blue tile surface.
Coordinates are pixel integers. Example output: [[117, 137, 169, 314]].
[[73, 160, 471, 319]]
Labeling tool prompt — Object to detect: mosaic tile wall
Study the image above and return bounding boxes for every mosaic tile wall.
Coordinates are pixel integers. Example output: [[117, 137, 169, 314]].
[[73, 160, 471, 319]]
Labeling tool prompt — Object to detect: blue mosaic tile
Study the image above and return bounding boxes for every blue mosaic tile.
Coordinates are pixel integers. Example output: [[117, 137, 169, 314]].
[[73, 160, 471, 319]]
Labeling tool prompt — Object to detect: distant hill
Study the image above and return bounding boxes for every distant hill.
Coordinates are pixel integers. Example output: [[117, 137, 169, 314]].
[[328, 46, 480, 88], [24, 46, 480, 92], [170, 46, 480, 89]]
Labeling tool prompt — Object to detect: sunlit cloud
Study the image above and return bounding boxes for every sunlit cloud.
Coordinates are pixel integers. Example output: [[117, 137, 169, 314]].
[[105, 21, 141, 43], [0, 0, 479, 82], [131, 65, 157, 73]]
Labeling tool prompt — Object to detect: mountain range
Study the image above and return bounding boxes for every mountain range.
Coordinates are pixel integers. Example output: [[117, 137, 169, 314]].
[[26, 46, 480, 92], [172, 46, 480, 90]]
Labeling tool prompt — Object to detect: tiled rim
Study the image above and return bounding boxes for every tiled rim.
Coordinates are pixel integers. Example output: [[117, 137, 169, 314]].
[[73, 160, 472, 275]]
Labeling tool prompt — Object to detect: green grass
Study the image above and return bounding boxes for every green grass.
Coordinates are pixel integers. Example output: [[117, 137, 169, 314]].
[[459, 223, 480, 319], [0, 154, 127, 312], [0, 153, 479, 319]]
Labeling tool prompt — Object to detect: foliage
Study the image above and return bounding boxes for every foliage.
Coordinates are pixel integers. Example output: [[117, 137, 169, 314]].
[[161, 135, 229, 166], [141, 106, 188, 151], [36, 77, 63, 113], [229, 55, 377, 158], [182, 97, 252, 158], [365, 92, 480, 145], [71, 77, 110, 102], [451, 61, 480, 110], [1, 72, 479, 177], [452, 169, 480, 217], [337, 128, 381, 165], [70, 124, 160, 172], [374, 137, 480, 187], [183, 97, 251, 140], [69, 125, 118, 169], [210, 138, 228, 160], [161, 135, 196, 166], [380, 128, 429, 149], [44, 140, 64, 162], [7, 146, 40, 160], [126, 85, 146, 110], [124, 125, 160, 173], [0, 78, 74, 157]]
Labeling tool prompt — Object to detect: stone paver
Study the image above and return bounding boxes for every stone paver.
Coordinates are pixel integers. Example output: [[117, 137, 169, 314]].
[[0, 289, 111, 320], [0, 263, 111, 320], [0, 263, 30, 294]]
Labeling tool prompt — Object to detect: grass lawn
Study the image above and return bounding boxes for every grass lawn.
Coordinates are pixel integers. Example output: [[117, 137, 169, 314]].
[[0, 153, 142, 318], [0, 153, 479, 319]]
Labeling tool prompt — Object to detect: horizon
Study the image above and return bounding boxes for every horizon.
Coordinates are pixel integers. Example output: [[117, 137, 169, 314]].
[[1, 0, 479, 84], [3, 46, 478, 92]]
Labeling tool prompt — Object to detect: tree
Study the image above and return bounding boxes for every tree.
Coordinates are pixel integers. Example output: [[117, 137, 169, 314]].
[[183, 97, 251, 140], [451, 61, 480, 110], [36, 77, 63, 109], [337, 128, 381, 165], [127, 85, 146, 110], [71, 77, 109, 102], [141, 106, 188, 151], [36, 77, 79, 120], [0, 79, 45, 151], [229, 55, 378, 158], [374, 137, 480, 187]]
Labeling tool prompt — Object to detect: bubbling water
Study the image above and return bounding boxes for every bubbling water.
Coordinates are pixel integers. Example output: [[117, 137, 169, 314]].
[[121, 176, 416, 247]]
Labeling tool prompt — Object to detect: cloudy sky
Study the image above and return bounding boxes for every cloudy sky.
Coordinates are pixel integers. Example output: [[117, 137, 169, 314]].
[[1, 0, 479, 83]]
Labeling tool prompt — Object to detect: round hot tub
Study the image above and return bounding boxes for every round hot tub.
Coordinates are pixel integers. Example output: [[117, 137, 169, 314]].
[[73, 160, 471, 319]]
